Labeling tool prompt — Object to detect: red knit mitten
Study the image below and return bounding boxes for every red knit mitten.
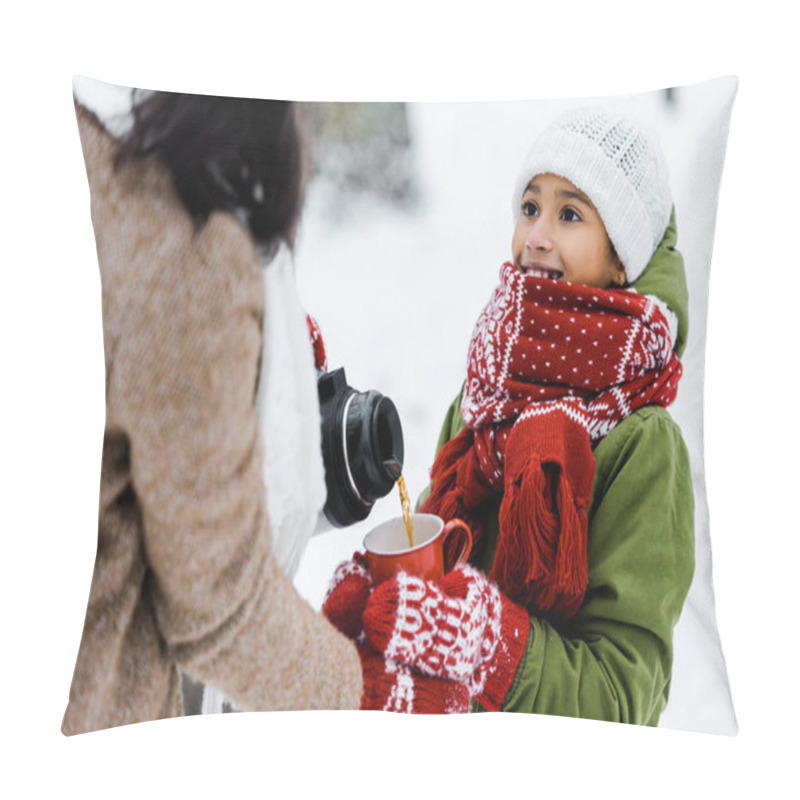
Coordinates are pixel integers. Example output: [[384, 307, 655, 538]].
[[358, 646, 469, 714], [321, 552, 372, 642], [363, 565, 530, 711]]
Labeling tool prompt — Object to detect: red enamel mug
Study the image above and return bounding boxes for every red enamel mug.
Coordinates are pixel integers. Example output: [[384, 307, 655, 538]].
[[363, 513, 472, 586]]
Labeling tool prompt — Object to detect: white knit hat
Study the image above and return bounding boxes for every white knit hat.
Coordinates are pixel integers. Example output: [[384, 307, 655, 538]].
[[512, 107, 672, 283]]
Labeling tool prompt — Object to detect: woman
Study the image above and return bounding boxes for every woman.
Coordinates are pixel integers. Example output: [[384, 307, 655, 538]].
[[63, 78, 467, 733]]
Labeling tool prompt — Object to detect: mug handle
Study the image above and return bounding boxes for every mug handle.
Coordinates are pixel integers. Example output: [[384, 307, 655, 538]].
[[442, 518, 473, 572]]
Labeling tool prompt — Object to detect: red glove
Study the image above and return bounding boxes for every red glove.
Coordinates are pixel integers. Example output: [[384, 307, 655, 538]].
[[363, 564, 530, 711], [323, 553, 470, 713], [358, 646, 469, 714], [321, 552, 372, 643]]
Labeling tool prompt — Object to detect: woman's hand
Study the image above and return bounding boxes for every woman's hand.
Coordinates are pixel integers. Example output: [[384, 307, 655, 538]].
[[362, 564, 531, 711]]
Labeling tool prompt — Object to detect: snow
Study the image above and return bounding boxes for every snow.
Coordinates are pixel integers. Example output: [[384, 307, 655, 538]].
[[292, 77, 737, 734]]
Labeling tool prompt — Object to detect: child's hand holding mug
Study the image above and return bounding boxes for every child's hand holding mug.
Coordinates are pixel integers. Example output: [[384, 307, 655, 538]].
[[322, 513, 476, 713], [362, 562, 531, 711], [322, 513, 473, 640]]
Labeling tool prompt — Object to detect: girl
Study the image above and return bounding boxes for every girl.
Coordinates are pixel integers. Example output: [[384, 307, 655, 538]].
[[323, 107, 694, 724]]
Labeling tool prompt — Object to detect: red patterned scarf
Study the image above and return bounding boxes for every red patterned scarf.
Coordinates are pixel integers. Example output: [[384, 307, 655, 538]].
[[420, 263, 682, 617]]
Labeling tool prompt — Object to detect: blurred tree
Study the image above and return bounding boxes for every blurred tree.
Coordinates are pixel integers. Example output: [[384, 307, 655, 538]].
[[299, 102, 418, 220]]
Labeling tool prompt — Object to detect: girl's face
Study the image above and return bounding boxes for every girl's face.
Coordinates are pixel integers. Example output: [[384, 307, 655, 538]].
[[511, 173, 626, 289]]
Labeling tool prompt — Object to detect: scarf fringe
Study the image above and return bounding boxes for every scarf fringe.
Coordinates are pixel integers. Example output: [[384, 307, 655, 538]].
[[493, 456, 588, 617], [420, 429, 490, 560]]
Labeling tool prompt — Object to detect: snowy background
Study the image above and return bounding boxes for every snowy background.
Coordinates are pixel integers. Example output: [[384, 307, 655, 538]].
[[291, 78, 737, 734]]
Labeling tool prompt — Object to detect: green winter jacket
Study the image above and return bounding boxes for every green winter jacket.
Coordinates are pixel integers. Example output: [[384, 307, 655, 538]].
[[419, 211, 695, 726]]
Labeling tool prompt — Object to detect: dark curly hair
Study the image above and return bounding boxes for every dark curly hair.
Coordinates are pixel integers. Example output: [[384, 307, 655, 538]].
[[115, 88, 304, 254]]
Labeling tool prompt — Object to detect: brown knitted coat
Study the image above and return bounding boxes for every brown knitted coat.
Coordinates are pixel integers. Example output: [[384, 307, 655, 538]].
[[62, 104, 362, 735]]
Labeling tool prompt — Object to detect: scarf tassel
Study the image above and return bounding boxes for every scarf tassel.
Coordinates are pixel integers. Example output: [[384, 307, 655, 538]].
[[493, 455, 588, 617], [420, 429, 493, 560]]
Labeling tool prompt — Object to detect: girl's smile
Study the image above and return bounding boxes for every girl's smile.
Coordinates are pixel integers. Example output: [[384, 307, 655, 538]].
[[511, 173, 627, 289], [521, 261, 564, 281]]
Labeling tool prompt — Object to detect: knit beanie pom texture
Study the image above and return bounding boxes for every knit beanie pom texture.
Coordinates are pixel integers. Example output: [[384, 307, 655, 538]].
[[512, 107, 672, 283]]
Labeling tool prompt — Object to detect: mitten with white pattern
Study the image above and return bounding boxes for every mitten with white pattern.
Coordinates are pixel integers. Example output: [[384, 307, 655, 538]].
[[363, 564, 530, 711], [358, 646, 470, 714]]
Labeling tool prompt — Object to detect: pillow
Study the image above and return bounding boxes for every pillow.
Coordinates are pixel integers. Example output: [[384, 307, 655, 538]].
[[66, 74, 737, 735]]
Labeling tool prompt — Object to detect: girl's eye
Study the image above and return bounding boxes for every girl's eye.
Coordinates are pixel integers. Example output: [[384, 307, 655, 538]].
[[561, 207, 581, 222], [522, 201, 539, 217]]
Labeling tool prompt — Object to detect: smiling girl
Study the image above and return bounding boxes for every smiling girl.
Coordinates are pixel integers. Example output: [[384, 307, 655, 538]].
[[512, 173, 628, 288], [323, 107, 695, 724]]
